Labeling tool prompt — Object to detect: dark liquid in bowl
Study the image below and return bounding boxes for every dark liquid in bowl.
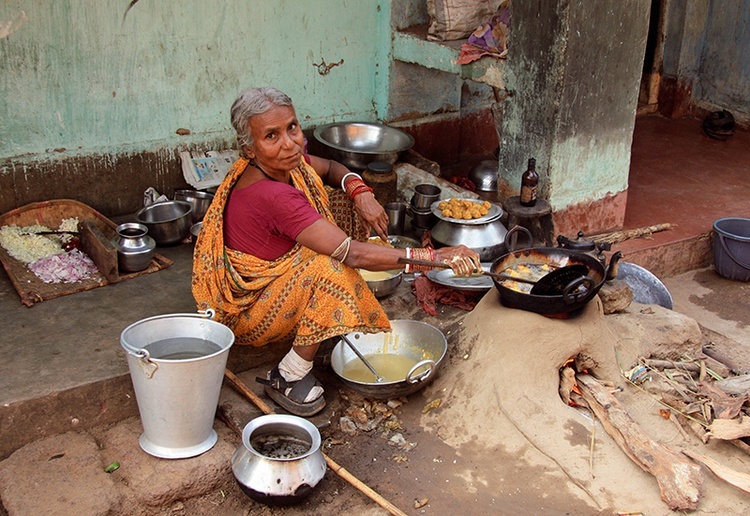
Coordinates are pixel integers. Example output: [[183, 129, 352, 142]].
[[251, 435, 311, 459]]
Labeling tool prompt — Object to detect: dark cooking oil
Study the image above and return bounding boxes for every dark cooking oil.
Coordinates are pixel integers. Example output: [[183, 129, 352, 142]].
[[142, 337, 222, 360], [251, 434, 311, 459]]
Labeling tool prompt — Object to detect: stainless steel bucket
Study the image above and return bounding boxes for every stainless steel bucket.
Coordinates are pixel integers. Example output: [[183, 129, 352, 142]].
[[120, 310, 235, 459]]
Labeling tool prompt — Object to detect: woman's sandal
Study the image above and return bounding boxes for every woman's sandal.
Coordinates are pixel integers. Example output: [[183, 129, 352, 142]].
[[255, 367, 326, 417]]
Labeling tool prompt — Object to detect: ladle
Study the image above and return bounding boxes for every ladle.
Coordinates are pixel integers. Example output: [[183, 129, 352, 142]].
[[340, 334, 385, 383], [397, 257, 589, 296]]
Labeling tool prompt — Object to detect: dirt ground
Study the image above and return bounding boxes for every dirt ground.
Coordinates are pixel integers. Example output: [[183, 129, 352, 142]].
[[0, 322, 598, 516], [3, 268, 750, 515]]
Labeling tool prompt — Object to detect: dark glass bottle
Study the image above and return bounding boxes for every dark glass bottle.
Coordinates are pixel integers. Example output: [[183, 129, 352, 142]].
[[520, 158, 539, 207]]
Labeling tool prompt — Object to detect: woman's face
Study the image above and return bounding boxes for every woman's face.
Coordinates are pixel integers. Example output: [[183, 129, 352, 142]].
[[245, 104, 305, 174]]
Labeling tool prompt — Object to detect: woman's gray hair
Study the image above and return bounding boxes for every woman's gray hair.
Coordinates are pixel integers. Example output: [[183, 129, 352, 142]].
[[231, 87, 294, 150]]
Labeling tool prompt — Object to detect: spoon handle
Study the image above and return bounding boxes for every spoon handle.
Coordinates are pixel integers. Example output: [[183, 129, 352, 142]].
[[341, 335, 384, 382], [396, 257, 537, 284]]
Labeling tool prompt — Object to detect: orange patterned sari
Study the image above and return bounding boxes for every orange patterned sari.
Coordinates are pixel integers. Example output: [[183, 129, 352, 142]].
[[192, 157, 390, 346]]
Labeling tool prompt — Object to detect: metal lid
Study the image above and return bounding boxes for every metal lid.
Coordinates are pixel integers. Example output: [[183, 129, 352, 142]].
[[366, 161, 394, 174]]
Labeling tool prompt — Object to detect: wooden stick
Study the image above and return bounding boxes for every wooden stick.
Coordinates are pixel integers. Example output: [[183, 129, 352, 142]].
[[223, 369, 408, 516], [589, 223, 676, 245], [702, 346, 743, 375], [716, 374, 750, 396], [224, 369, 274, 415], [644, 359, 701, 373], [729, 438, 750, 457], [576, 374, 703, 511], [683, 449, 750, 495], [706, 418, 750, 441]]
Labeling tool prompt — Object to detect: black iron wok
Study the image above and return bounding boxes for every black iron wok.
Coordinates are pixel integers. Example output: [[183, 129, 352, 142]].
[[490, 247, 620, 316]]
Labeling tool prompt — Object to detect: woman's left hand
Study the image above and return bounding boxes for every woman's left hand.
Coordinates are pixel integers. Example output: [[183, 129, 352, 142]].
[[354, 192, 389, 241]]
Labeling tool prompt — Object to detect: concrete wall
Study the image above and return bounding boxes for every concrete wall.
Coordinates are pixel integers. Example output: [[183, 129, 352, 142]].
[[0, 0, 390, 216], [499, 0, 650, 236], [661, 0, 750, 122], [386, 0, 499, 165]]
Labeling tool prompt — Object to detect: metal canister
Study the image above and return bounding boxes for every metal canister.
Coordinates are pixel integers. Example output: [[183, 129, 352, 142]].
[[362, 161, 398, 205]]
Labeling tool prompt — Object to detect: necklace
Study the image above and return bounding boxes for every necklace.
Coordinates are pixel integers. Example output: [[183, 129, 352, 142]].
[[252, 161, 275, 181], [252, 160, 290, 184]]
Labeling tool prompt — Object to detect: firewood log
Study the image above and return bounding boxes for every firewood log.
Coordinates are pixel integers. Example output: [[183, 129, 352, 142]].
[[683, 449, 750, 495], [706, 417, 750, 441], [576, 374, 703, 511]]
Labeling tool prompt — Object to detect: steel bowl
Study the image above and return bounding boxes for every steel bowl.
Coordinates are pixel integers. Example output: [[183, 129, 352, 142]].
[[359, 268, 402, 298], [190, 221, 202, 242], [174, 189, 214, 223], [616, 261, 673, 309], [468, 160, 499, 192], [387, 235, 420, 249], [313, 122, 414, 170], [134, 200, 192, 246], [330, 320, 447, 399]]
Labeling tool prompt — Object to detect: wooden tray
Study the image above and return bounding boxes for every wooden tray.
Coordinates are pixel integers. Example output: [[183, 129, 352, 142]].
[[0, 199, 172, 307]]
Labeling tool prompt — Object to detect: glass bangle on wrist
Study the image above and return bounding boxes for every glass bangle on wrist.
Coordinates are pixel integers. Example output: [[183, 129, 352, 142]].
[[340, 172, 362, 191]]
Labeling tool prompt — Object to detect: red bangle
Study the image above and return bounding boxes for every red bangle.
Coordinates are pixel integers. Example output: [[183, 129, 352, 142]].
[[345, 178, 368, 198], [351, 185, 373, 198], [408, 248, 434, 272]]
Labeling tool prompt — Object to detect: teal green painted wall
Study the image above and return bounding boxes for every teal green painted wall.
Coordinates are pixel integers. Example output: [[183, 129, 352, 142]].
[[0, 0, 389, 160]]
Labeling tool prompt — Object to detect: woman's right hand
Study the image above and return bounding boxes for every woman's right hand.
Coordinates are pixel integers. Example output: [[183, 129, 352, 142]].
[[433, 245, 481, 276]]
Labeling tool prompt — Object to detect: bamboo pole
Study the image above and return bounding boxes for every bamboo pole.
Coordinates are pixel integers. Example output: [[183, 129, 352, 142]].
[[224, 369, 408, 516]]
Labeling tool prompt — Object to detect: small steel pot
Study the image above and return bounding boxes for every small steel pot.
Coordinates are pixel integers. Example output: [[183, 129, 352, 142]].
[[330, 320, 447, 399], [111, 222, 156, 272], [232, 414, 326, 506]]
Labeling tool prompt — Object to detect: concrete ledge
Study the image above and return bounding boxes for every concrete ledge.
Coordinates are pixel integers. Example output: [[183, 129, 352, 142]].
[[0, 374, 138, 461], [620, 232, 713, 278]]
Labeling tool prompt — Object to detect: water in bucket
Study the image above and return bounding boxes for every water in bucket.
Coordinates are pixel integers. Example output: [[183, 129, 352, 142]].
[[121, 312, 234, 459], [142, 337, 222, 360]]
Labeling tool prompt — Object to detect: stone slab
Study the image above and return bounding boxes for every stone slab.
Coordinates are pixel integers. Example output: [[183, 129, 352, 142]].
[[0, 431, 121, 516], [100, 418, 237, 508]]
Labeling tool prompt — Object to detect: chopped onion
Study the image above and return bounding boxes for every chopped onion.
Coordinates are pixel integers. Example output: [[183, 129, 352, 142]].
[[28, 249, 99, 283]]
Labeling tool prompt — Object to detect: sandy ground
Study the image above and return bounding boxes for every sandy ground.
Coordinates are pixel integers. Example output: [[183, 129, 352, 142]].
[[3, 269, 750, 515]]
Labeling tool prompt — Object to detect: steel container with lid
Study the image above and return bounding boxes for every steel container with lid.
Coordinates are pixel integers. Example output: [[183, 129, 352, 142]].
[[429, 200, 532, 262]]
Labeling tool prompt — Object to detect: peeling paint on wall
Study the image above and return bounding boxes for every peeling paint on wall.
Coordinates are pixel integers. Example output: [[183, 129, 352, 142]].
[[0, 1, 384, 161]]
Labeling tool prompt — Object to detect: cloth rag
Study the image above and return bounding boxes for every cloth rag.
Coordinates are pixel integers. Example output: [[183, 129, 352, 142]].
[[457, 1, 510, 65], [412, 274, 486, 316]]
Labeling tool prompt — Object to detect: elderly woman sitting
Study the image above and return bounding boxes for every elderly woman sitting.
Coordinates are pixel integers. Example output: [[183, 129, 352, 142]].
[[193, 87, 479, 417]]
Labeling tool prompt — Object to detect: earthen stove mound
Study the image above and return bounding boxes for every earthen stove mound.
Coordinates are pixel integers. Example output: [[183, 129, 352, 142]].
[[417, 292, 750, 514]]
